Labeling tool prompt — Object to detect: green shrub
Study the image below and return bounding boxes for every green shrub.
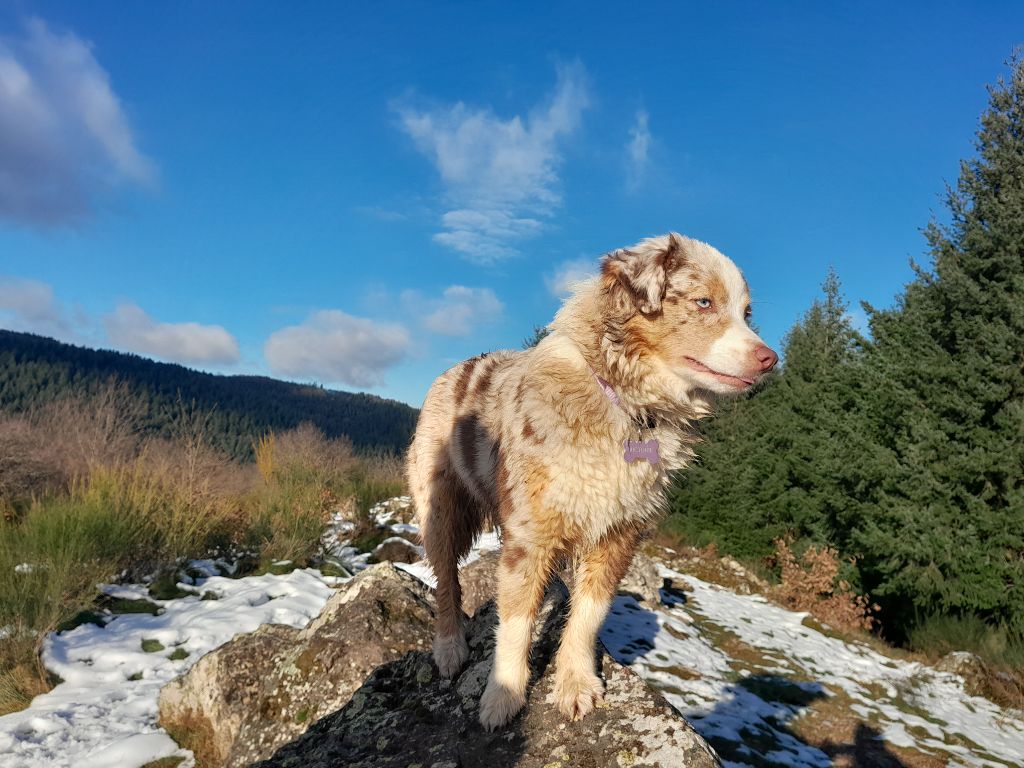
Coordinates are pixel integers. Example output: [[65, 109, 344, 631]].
[[908, 614, 1024, 669], [341, 451, 405, 515], [241, 478, 330, 565]]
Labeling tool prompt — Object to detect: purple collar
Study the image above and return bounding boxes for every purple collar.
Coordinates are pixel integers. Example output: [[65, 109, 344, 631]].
[[589, 367, 661, 465], [593, 370, 621, 407], [590, 366, 658, 431]]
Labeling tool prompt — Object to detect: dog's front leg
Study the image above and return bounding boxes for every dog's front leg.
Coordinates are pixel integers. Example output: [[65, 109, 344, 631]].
[[479, 533, 558, 731], [553, 524, 640, 720]]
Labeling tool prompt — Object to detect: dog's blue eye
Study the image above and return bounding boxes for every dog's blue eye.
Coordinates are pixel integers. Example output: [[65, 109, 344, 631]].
[[695, 298, 712, 309]]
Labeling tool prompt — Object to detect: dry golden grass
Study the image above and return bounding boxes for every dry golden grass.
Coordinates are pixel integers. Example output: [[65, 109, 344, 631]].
[[0, 384, 405, 715], [0, 648, 53, 717], [159, 707, 220, 768]]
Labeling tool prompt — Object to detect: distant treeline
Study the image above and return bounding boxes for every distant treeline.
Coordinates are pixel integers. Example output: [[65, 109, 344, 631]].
[[0, 330, 418, 458], [668, 60, 1024, 644]]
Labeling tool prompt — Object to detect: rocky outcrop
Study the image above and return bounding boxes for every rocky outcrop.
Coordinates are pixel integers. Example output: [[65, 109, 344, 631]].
[[158, 564, 436, 767], [252, 571, 719, 768], [618, 550, 666, 605], [160, 556, 719, 768]]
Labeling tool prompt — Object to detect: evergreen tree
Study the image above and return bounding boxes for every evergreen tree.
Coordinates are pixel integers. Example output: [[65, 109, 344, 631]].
[[0, 330, 419, 457], [522, 325, 551, 349], [850, 57, 1024, 635], [668, 269, 862, 562]]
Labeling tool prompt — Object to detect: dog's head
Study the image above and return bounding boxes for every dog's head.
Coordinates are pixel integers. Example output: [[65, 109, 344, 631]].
[[600, 232, 777, 396]]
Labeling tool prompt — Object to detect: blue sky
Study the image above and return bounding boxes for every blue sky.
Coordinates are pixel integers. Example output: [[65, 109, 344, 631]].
[[0, 2, 1020, 406]]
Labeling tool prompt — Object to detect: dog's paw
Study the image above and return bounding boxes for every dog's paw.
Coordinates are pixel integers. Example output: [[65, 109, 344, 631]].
[[479, 679, 526, 731], [553, 670, 604, 721], [432, 633, 469, 678]]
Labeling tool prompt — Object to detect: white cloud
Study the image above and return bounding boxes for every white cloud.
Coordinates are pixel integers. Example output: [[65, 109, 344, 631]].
[[0, 275, 73, 338], [397, 62, 588, 263], [264, 310, 411, 388], [625, 109, 650, 192], [402, 285, 504, 336], [0, 18, 155, 227], [545, 257, 596, 297], [105, 303, 239, 365]]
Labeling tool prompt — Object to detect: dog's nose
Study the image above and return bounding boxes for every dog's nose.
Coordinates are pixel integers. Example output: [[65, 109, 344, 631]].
[[753, 345, 778, 372]]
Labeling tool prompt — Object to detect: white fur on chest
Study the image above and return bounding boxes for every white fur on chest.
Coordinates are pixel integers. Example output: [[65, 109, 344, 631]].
[[539, 421, 687, 545]]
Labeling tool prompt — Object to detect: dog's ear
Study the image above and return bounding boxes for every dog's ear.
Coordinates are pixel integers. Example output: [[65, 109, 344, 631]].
[[601, 233, 685, 315]]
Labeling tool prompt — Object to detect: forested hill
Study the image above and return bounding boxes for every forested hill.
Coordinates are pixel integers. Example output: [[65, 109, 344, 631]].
[[0, 330, 419, 457]]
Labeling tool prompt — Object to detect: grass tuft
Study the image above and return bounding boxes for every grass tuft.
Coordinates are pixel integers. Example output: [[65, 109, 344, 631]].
[[908, 614, 1024, 709], [0, 391, 407, 716]]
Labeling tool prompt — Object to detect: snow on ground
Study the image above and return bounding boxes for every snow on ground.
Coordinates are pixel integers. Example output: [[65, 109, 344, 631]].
[[4, 496, 1022, 768], [0, 567, 338, 768], [372, 495, 413, 526], [394, 529, 501, 588], [380, 514, 1024, 767], [601, 567, 1024, 768], [0, 497, 423, 767]]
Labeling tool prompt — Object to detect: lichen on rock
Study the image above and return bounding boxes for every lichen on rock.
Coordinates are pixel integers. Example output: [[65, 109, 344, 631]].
[[160, 558, 720, 768]]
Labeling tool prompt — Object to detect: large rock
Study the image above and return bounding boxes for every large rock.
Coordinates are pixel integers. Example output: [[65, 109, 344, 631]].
[[253, 583, 720, 768], [618, 551, 666, 605], [371, 536, 423, 564], [158, 564, 436, 767]]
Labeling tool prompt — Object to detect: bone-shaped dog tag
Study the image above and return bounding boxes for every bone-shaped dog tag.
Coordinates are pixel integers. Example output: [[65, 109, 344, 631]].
[[624, 438, 660, 465]]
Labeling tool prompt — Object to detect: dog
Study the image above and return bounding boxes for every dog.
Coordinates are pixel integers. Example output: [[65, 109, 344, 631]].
[[406, 233, 777, 730]]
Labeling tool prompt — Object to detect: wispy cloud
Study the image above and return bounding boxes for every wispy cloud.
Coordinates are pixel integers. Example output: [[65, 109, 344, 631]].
[[401, 285, 504, 336], [0, 18, 156, 227], [625, 109, 650, 192], [397, 62, 588, 263], [545, 257, 595, 297], [264, 310, 411, 388], [0, 275, 75, 338], [105, 303, 240, 365]]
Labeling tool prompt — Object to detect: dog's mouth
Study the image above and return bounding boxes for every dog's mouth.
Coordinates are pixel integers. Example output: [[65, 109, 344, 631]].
[[682, 357, 756, 389]]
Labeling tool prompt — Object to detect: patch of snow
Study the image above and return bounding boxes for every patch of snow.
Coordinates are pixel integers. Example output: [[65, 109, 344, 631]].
[[331, 545, 372, 573], [78, 732, 179, 768], [376, 535, 420, 548], [0, 567, 338, 768], [602, 593, 831, 768], [7, 495, 1018, 768], [97, 583, 156, 601], [394, 560, 436, 588], [601, 568, 1024, 768], [395, 529, 500, 589], [371, 496, 413, 526]]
